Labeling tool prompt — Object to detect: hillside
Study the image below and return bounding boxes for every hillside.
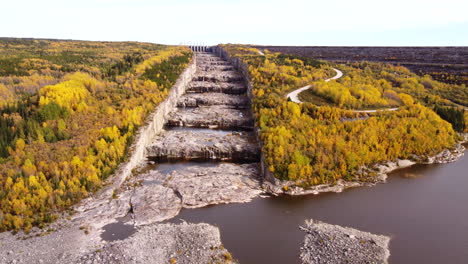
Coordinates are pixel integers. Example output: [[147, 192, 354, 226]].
[[223, 45, 465, 187], [0, 38, 191, 231]]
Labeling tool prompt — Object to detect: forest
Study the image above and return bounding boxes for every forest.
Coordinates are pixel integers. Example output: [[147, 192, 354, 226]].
[[300, 62, 467, 113], [222, 44, 465, 187], [0, 39, 191, 232]]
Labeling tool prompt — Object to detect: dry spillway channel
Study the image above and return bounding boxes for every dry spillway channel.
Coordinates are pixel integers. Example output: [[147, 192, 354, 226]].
[[147, 52, 260, 162], [113, 52, 263, 232]]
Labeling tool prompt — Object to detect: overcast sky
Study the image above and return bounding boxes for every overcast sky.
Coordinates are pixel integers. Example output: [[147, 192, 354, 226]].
[[1, 0, 467, 46]]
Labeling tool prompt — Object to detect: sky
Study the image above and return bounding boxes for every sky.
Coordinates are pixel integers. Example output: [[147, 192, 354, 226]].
[[1, 0, 468, 46]]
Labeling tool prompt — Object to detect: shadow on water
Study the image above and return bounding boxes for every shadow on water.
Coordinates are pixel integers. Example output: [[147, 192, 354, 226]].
[[101, 215, 136, 242], [169, 149, 468, 264]]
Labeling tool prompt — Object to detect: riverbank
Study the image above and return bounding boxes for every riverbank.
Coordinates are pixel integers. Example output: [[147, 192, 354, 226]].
[[264, 139, 466, 196], [169, 144, 468, 263]]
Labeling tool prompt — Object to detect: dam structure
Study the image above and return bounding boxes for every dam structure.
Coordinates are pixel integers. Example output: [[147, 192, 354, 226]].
[[137, 50, 263, 214], [146, 51, 260, 163]]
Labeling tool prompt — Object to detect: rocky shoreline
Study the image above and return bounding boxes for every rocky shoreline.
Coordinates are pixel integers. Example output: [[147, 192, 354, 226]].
[[78, 222, 237, 264], [300, 219, 391, 264], [264, 142, 466, 196]]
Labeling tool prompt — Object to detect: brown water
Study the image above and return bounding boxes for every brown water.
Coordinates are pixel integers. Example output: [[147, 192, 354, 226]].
[[169, 150, 468, 264]]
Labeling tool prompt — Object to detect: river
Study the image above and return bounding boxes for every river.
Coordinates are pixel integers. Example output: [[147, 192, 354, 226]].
[[167, 147, 468, 264]]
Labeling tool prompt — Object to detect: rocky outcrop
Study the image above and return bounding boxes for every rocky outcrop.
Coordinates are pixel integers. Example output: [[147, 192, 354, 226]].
[[300, 219, 390, 264], [166, 106, 254, 129], [187, 81, 247, 94], [264, 143, 466, 196], [177, 93, 249, 108], [423, 143, 465, 164], [132, 163, 262, 209], [199, 65, 235, 72], [146, 130, 260, 162], [193, 71, 244, 82], [130, 185, 182, 226], [78, 222, 237, 264]]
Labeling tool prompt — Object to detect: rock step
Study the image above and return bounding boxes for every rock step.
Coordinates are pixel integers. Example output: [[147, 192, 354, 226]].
[[196, 60, 227, 65], [200, 61, 232, 66], [177, 93, 249, 108], [134, 162, 261, 210], [192, 71, 244, 82], [197, 58, 225, 62], [187, 81, 247, 94], [166, 106, 254, 130], [146, 130, 260, 162], [199, 65, 235, 72]]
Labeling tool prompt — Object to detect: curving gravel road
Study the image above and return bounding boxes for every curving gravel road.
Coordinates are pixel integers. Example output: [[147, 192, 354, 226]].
[[286, 68, 342, 103], [286, 68, 402, 113]]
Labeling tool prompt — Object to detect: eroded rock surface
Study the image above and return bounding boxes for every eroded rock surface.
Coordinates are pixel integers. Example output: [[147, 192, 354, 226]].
[[187, 81, 246, 94], [78, 222, 237, 264], [193, 71, 244, 82], [167, 106, 254, 129], [130, 185, 182, 226], [147, 130, 260, 162], [199, 65, 235, 71], [177, 93, 249, 108], [424, 143, 465, 164], [300, 219, 391, 264], [133, 163, 262, 209]]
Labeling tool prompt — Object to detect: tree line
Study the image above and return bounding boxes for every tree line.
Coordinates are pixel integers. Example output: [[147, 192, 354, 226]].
[[222, 44, 463, 188], [0, 40, 191, 232]]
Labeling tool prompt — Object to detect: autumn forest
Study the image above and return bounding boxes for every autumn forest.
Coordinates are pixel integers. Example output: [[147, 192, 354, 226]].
[[0, 40, 466, 233], [0, 39, 191, 231], [222, 45, 466, 185]]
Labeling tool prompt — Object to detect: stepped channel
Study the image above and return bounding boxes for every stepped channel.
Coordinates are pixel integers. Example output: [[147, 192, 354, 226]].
[[123, 52, 263, 227], [147, 52, 260, 162], [0, 52, 265, 264]]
